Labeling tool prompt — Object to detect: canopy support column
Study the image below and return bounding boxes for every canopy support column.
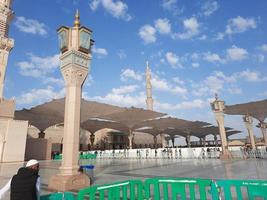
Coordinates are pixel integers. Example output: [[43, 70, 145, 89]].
[[210, 94, 231, 159], [257, 122, 267, 146], [243, 114, 256, 150]]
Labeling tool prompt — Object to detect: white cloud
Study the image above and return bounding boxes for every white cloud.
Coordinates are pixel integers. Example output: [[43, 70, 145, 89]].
[[89, 0, 132, 21], [15, 16, 48, 36], [43, 77, 64, 86], [215, 32, 224, 40], [165, 52, 183, 68], [174, 17, 200, 39], [151, 74, 187, 95], [139, 24, 157, 44], [172, 77, 185, 85], [155, 99, 205, 110], [17, 53, 60, 78], [111, 85, 139, 94], [191, 53, 200, 60], [227, 87, 242, 94], [201, 1, 219, 16], [258, 54, 265, 63], [226, 16, 257, 35], [192, 62, 200, 68], [162, 0, 183, 15], [260, 44, 267, 52], [120, 69, 143, 81], [117, 49, 127, 59], [198, 35, 207, 40], [239, 69, 267, 82], [204, 75, 224, 93], [192, 70, 267, 97], [154, 18, 171, 34], [86, 92, 146, 108], [16, 86, 65, 105], [192, 71, 236, 96], [203, 52, 224, 63], [92, 46, 108, 58], [226, 45, 248, 61], [84, 75, 94, 87]]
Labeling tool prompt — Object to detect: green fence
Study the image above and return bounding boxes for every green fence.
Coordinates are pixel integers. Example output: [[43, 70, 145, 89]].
[[53, 153, 96, 160], [40, 192, 75, 200], [144, 178, 213, 200], [78, 180, 143, 200], [211, 179, 267, 200], [41, 178, 267, 200]]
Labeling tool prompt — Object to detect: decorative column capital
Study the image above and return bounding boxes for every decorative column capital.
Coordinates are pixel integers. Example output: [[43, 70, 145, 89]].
[[210, 94, 225, 113], [256, 122, 267, 129], [243, 114, 253, 125]]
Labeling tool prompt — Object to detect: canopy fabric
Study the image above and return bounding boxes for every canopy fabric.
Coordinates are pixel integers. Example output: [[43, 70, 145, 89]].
[[136, 117, 191, 131], [225, 99, 267, 121], [15, 98, 124, 131], [81, 118, 129, 134], [98, 107, 166, 129]]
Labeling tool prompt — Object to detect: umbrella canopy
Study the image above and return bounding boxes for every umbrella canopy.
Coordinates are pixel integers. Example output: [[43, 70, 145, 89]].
[[15, 98, 125, 131], [226, 130, 241, 137], [228, 140, 245, 146], [98, 107, 166, 129], [136, 117, 191, 131], [81, 118, 129, 134], [225, 99, 267, 121], [15, 108, 63, 132]]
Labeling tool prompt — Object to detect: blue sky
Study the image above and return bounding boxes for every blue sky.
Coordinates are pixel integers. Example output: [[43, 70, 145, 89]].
[[4, 0, 267, 139]]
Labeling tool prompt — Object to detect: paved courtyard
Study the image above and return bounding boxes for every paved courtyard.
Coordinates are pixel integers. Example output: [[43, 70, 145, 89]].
[[0, 158, 266, 199]]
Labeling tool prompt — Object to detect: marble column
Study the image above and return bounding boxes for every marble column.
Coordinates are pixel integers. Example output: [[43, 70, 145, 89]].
[[257, 122, 267, 146], [186, 134, 191, 148], [153, 135, 157, 148], [210, 94, 231, 159], [203, 136, 206, 147], [214, 134, 218, 146], [49, 11, 93, 191], [171, 136, 175, 147], [90, 133, 95, 149], [128, 129, 133, 149], [160, 133, 166, 148], [243, 114, 256, 150]]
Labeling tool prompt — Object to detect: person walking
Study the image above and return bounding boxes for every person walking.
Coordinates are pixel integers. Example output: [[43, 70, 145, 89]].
[[0, 159, 40, 200]]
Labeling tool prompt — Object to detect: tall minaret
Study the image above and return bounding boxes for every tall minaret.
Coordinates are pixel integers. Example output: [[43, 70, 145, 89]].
[[0, 0, 14, 99], [146, 61, 153, 110]]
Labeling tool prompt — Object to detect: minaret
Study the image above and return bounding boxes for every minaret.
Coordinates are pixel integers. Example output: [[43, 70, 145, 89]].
[[0, 0, 14, 99], [146, 61, 153, 110]]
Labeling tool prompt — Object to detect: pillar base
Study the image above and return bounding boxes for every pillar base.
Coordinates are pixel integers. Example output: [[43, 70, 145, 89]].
[[220, 150, 232, 160], [48, 173, 90, 192]]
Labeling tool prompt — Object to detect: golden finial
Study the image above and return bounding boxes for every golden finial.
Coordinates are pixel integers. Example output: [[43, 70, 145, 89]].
[[74, 9, 80, 28]]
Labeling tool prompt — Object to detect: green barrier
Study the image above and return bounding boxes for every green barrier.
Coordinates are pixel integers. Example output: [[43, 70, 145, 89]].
[[42, 178, 267, 200], [40, 192, 76, 200], [79, 153, 97, 159], [77, 180, 143, 200], [144, 177, 213, 200], [211, 179, 267, 200], [54, 153, 96, 160], [54, 154, 62, 160]]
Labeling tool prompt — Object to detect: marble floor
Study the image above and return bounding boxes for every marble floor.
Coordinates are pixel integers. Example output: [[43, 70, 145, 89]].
[[0, 158, 266, 199]]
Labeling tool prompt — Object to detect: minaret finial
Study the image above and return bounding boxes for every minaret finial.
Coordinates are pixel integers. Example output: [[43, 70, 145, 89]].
[[215, 93, 218, 100], [74, 9, 80, 28]]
